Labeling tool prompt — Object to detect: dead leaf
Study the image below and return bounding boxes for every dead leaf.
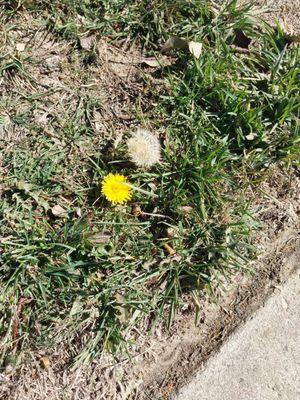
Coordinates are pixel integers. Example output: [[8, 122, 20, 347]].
[[89, 230, 111, 245], [141, 57, 161, 67], [188, 41, 203, 58], [79, 34, 96, 51], [40, 356, 50, 371], [51, 205, 68, 218], [141, 56, 174, 68], [70, 299, 83, 316], [12, 298, 32, 346], [162, 36, 203, 59], [161, 36, 189, 53], [16, 42, 26, 52]]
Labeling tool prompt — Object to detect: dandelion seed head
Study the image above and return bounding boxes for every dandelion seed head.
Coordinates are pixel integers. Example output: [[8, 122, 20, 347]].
[[127, 128, 161, 168], [101, 173, 132, 205]]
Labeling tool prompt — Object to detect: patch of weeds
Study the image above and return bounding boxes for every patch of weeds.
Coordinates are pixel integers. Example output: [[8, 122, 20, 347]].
[[0, 0, 299, 366]]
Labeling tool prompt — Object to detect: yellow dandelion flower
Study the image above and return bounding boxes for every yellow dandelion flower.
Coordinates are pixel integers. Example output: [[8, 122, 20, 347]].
[[101, 173, 132, 205]]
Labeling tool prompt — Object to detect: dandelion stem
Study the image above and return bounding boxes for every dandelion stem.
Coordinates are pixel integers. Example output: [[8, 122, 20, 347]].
[[122, 182, 158, 198]]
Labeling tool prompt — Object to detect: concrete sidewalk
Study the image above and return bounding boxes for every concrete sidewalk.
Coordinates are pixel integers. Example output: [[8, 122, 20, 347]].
[[175, 270, 300, 400]]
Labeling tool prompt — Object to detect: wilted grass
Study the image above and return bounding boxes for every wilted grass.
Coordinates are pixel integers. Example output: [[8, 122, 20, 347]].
[[0, 0, 299, 366]]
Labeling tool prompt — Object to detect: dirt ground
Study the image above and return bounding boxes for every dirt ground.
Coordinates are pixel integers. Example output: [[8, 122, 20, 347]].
[[0, 2, 299, 400]]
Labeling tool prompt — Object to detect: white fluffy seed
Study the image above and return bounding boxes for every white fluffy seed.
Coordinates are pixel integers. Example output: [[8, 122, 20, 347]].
[[127, 128, 161, 168]]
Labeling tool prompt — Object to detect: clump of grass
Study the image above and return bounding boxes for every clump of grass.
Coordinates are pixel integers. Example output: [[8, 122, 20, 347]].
[[0, 0, 299, 365]]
